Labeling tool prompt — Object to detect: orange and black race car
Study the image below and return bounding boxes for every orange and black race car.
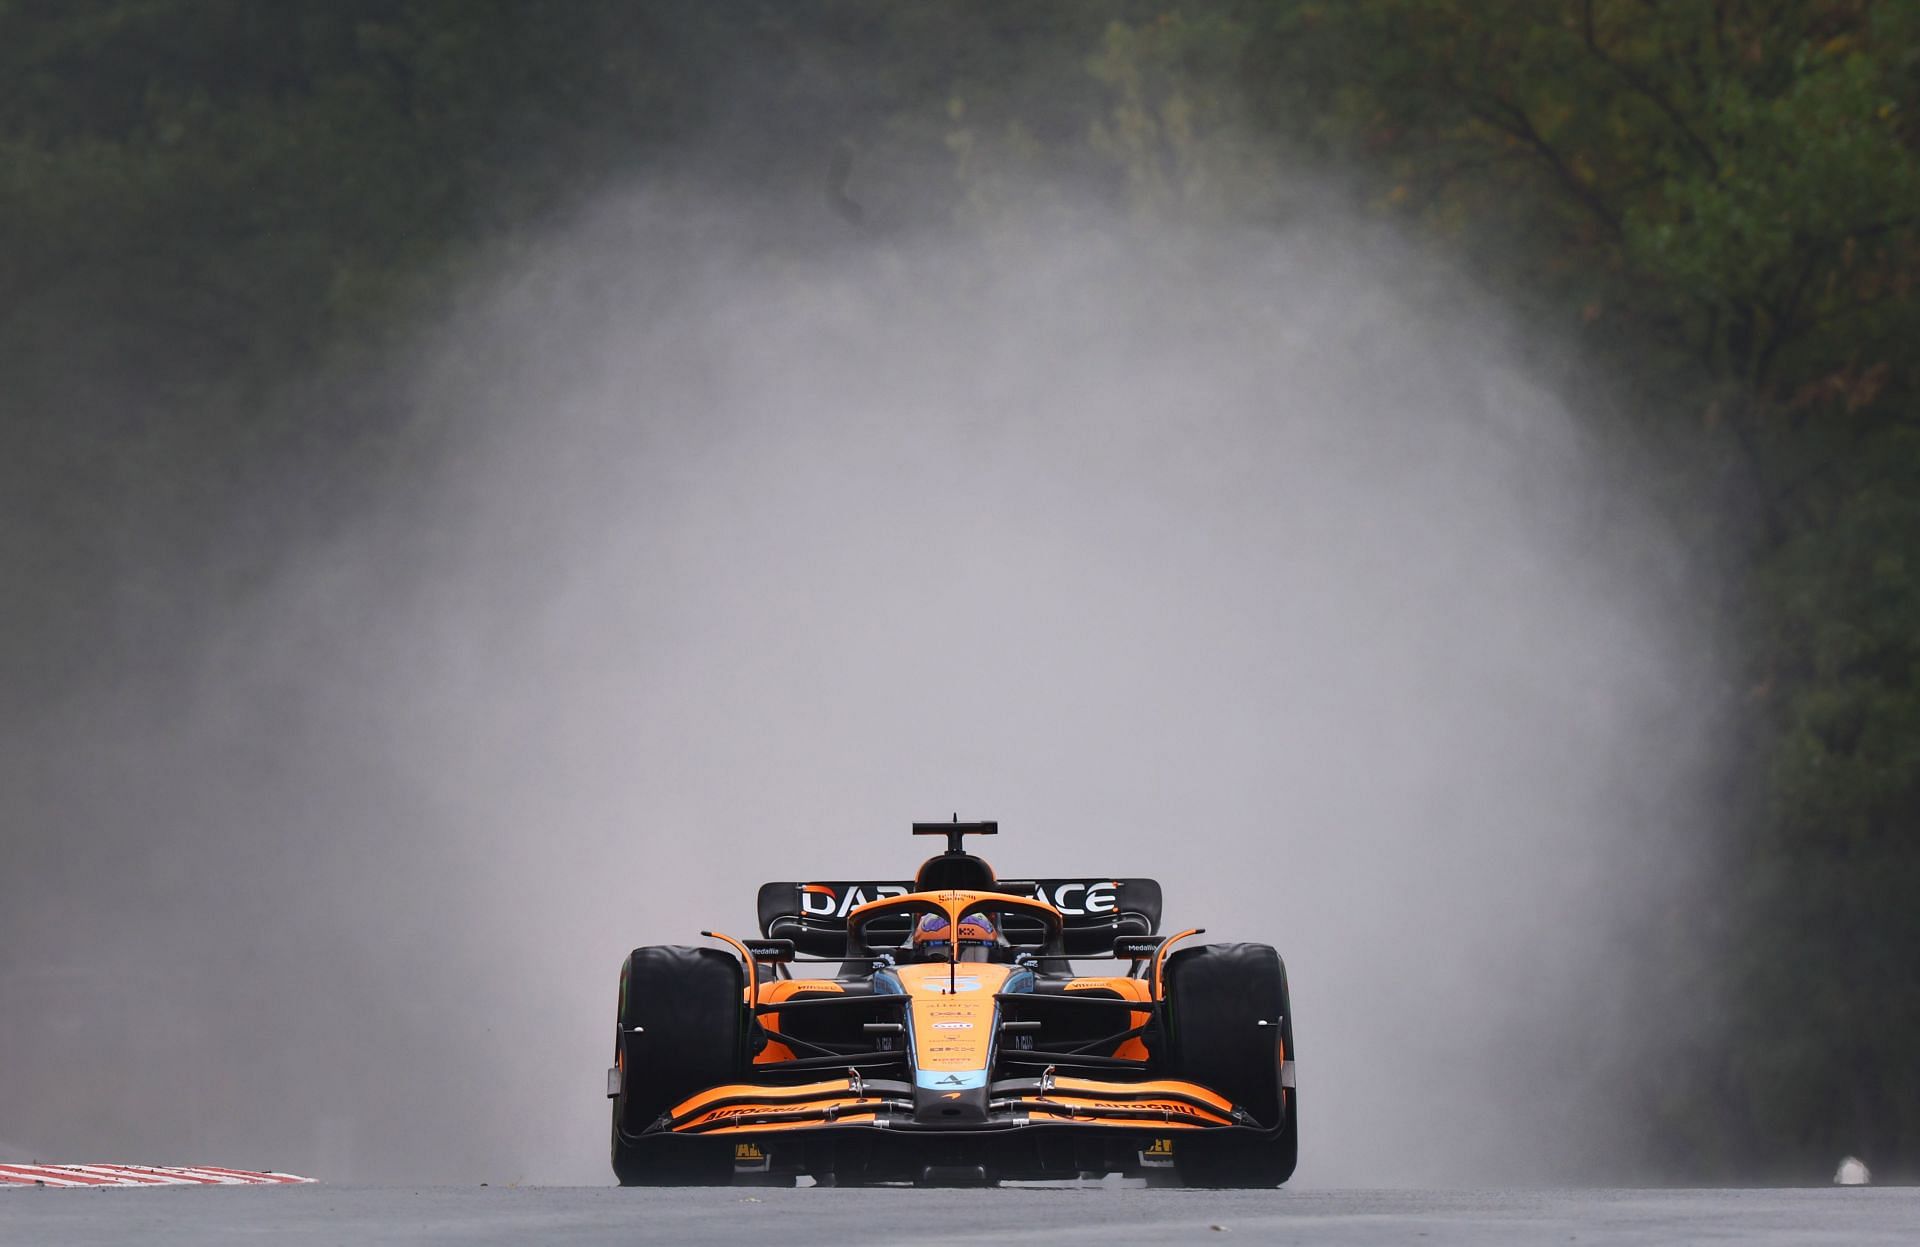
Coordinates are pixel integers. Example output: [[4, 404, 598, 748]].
[[608, 821, 1297, 1187]]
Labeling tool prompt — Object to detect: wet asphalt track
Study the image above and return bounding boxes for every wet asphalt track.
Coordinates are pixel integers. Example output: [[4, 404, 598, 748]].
[[4, 1184, 1916, 1245]]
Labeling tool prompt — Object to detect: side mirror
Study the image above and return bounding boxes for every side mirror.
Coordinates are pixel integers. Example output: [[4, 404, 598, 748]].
[[1112, 935, 1165, 960], [744, 939, 796, 963]]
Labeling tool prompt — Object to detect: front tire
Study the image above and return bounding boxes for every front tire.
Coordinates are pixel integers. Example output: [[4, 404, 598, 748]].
[[611, 945, 743, 1186], [1162, 941, 1297, 1188]]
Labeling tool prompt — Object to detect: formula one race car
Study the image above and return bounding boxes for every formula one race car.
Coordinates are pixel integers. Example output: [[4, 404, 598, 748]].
[[608, 821, 1297, 1187]]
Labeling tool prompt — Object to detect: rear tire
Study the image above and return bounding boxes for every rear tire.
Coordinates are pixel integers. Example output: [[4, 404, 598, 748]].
[[1163, 941, 1297, 1188], [611, 945, 743, 1186]]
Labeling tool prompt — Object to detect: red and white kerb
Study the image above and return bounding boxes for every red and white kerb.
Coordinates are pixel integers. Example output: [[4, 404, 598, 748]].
[[0, 1164, 313, 1187]]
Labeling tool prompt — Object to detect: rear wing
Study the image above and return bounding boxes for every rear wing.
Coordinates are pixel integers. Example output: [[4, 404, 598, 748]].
[[756, 877, 1163, 958]]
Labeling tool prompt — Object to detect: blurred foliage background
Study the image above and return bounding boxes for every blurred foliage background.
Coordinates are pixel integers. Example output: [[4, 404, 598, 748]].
[[2, 0, 1914, 1180]]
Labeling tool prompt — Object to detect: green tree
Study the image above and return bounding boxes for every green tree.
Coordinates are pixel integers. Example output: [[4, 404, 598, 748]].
[[1225, 0, 1920, 1176]]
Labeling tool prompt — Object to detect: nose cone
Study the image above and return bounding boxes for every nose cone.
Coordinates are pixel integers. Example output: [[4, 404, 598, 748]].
[[913, 1081, 990, 1124]]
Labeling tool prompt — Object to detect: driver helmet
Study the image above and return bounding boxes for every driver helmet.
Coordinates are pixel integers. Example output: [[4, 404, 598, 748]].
[[912, 910, 998, 961]]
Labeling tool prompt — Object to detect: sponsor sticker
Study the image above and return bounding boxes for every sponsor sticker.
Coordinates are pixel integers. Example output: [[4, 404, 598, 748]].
[[932, 1021, 973, 1030], [1032, 880, 1119, 916], [1065, 978, 1144, 992], [791, 879, 1127, 920], [1071, 1099, 1214, 1119], [799, 883, 910, 919]]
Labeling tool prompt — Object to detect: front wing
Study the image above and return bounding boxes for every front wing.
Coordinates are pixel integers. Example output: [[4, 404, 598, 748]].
[[632, 1071, 1275, 1182], [651, 1073, 1257, 1136]]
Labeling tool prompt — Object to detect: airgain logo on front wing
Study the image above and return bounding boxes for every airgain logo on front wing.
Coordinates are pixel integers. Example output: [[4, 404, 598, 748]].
[[1140, 1137, 1176, 1167]]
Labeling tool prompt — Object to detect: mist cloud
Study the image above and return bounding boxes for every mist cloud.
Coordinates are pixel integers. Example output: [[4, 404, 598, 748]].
[[2, 188, 1716, 1185]]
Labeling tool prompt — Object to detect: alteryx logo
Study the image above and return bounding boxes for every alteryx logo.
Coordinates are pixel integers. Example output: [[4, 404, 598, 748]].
[[800, 883, 909, 918]]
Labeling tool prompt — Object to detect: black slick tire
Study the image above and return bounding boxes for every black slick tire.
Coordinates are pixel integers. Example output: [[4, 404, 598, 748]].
[[610, 945, 742, 1186], [1162, 941, 1297, 1188]]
